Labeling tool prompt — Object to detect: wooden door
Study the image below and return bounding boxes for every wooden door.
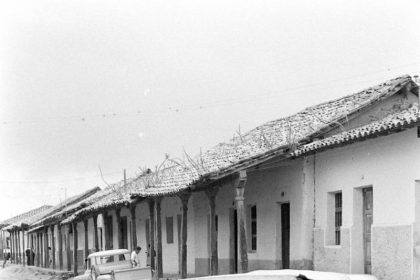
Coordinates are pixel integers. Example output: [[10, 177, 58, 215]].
[[105, 215, 113, 250], [281, 203, 290, 269], [120, 217, 128, 249], [363, 188, 373, 274]]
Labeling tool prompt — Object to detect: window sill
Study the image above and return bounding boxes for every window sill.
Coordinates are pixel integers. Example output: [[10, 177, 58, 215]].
[[247, 250, 257, 254]]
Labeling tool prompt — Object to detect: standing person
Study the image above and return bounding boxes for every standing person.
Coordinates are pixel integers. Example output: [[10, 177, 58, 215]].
[[131, 246, 141, 267], [145, 244, 155, 267], [2, 251, 10, 268], [48, 247, 52, 267]]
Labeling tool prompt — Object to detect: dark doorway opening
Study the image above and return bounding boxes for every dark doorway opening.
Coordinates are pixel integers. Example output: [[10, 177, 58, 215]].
[[281, 203, 290, 269]]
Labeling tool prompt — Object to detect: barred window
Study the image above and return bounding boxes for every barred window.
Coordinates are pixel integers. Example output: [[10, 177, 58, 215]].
[[335, 192, 342, 245], [166, 217, 174, 244], [251, 205, 257, 250]]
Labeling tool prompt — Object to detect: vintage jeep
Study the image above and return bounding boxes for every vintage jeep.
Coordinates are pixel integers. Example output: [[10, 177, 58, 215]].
[[74, 249, 152, 280]]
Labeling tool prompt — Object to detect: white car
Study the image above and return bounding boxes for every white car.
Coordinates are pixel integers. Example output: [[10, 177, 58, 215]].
[[74, 249, 152, 280], [189, 269, 378, 280]]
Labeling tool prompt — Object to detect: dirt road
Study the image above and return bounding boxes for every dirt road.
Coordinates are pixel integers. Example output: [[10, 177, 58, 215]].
[[0, 265, 69, 280]]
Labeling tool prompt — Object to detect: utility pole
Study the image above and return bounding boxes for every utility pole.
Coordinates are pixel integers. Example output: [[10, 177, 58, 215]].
[[123, 169, 127, 185]]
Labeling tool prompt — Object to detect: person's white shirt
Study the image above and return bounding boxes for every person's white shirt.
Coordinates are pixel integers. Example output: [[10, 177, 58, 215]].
[[131, 250, 140, 267]]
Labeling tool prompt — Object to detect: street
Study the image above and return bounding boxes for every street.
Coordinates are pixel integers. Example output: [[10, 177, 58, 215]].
[[0, 265, 69, 280]]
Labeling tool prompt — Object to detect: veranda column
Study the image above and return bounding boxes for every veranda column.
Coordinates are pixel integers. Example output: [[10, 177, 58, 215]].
[[206, 187, 219, 275], [21, 230, 25, 266], [9, 231, 14, 263], [93, 214, 99, 252], [43, 227, 48, 268], [234, 170, 248, 273], [116, 209, 122, 252], [58, 223, 63, 270], [36, 232, 40, 267], [130, 204, 137, 251], [50, 225, 55, 269], [66, 225, 71, 272], [179, 192, 191, 279], [72, 222, 78, 276], [156, 197, 163, 278], [29, 233, 34, 266], [148, 199, 155, 271], [83, 219, 88, 265], [17, 230, 21, 264]]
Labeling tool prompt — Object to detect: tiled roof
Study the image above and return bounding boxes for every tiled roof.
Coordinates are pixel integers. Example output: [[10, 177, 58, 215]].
[[0, 205, 52, 230], [292, 104, 420, 157], [130, 75, 416, 197], [30, 187, 101, 228], [56, 75, 420, 224], [61, 179, 139, 224]]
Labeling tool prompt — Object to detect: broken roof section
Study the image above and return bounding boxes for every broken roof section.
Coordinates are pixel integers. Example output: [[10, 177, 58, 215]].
[[129, 75, 417, 197], [0, 205, 52, 231], [29, 186, 101, 229]]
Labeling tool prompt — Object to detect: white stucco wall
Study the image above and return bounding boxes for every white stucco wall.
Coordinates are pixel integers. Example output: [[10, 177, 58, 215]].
[[313, 128, 420, 279], [191, 158, 314, 275]]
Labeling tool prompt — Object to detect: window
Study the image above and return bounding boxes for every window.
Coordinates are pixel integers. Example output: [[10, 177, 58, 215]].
[[166, 217, 174, 244], [251, 205, 257, 251], [335, 192, 342, 245]]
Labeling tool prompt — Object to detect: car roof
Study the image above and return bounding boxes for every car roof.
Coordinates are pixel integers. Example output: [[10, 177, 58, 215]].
[[87, 249, 130, 258]]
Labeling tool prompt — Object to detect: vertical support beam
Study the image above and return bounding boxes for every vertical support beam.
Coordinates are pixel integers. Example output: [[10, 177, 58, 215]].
[[156, 198, 163, 278], [116, 209, 122, 251], [17, 231, 20, 264], [50, 225, 55, 269], [179, 192, 191, 279], [36, 232, 40, 267], [58, 224, 63, 270], [130, 204, 137, 251], [234, 170, 248, 273], [72, 222, 78, 276], [206, 187, 219, 275], [9, 231, 14, 263], [66, 225, 71, 272], [102, 212, 108, 250], [93, 215, 99, 252], [21, 230, 25, 267], [148, 199, 155, 271], [44, 227, 48, 268], [29, 233, 34, 266], [83, 219, 89, 266]]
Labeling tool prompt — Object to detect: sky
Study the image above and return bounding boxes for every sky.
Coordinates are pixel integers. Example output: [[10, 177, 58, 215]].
[[0, 0, 419, 221]]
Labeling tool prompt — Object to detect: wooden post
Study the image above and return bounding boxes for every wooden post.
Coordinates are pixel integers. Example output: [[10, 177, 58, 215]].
[[234, 171, 248, 273], [205, 187, 219, 275], [156, 198, 163, 278], [83, 219, 89, 267], [66, 225, 71, 272], [72, 222, 78, 276], [130, 204, 137, 251], [29, 233, 34, 266], [50, 225, 55, 269], [93, 214, 99, 252], [116, 209, 122, 251], [179, 192, 191, 279], [21, 230, 25, 267], [44, 227, 48, 268], [17, 231, 21, 264], [9, 231, 13, 263], [148, 199, 155, 271], [58, 224, 63, 270], [36, 232, 40, 267]]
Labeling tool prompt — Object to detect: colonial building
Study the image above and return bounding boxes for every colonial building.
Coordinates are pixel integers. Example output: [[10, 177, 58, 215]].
[[1, 75, 419, 280]]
